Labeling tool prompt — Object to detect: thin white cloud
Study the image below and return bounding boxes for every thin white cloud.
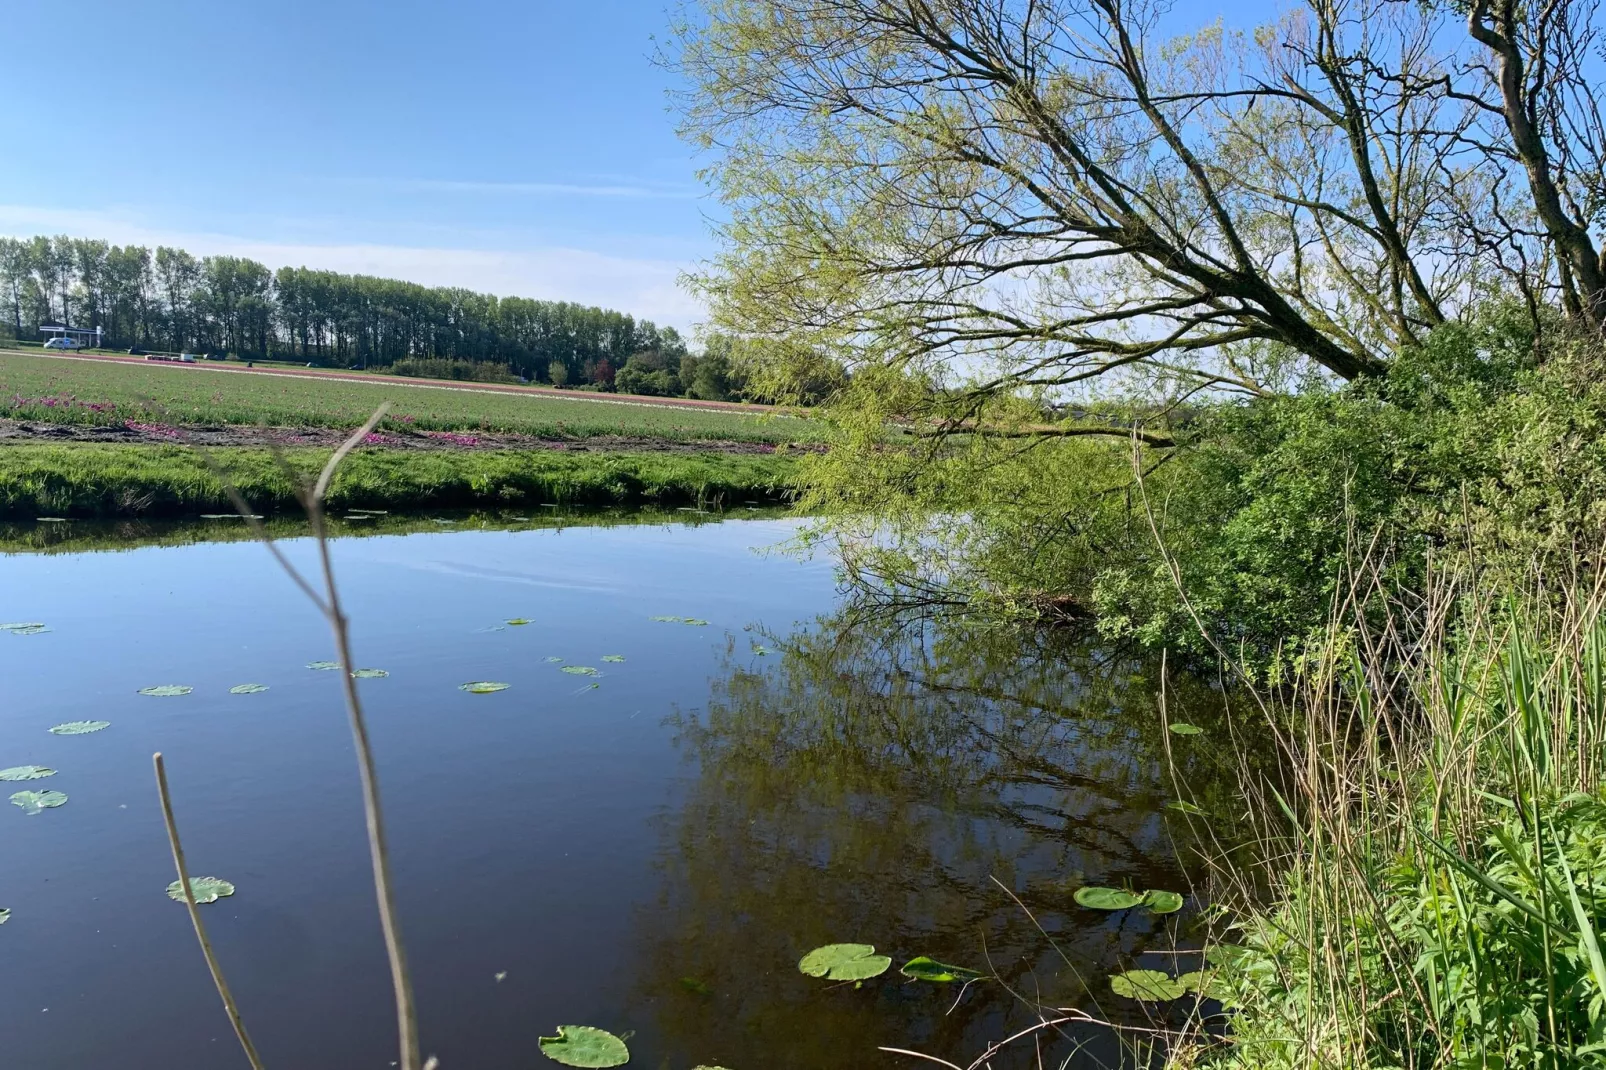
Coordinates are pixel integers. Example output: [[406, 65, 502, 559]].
[[0, 204, 705, 329]]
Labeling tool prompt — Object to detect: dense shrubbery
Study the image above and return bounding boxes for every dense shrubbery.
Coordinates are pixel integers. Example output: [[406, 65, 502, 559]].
[[387, 357, 519, 383]]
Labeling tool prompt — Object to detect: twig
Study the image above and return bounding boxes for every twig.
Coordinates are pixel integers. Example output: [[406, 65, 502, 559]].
[[154, 752, 267, 1070], [221, 404, 423, 1070]]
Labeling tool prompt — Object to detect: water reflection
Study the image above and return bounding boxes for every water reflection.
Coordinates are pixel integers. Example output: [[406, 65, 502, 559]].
[[637, 613, 1239, 1070]]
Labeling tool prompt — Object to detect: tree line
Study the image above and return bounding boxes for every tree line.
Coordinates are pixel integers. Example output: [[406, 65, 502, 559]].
[[0, 234, 690, 388]]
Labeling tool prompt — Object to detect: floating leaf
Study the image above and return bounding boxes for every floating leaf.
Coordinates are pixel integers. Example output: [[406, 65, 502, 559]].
[[1177, 970, 1228, 1000], [1168, 723, 1204, 736], [306, 661, 340, 671], [36, 517, 68, 523], [0, 908, 9, 924], [580, 682, 600, 691], [679, 976, 713, 997], [1165, 800, 1207, 816], [798, 943, 892, 981], [506, 618, 532, 626], [691, 1066, 734, 1070], [495, 970, 508, 983], [228, 684, 269, 695], [137, 685, 192, 697], [752, 645, 775, 656], [166, 877, 235, 905], [537, 1025, 630, 1068], [351, 668, 389, 679], [601, 655, 625, 663], [49, 721, 111, 735], [544, 656, 564, 663], [460, 681, 510, 694], [650, 615, 708, 626], [1141, 890, 1185, 914], [900, 956, 982, 983], [1074, 887, 1143, 911], [1110, 969, 1186, 1001], [0, 622, 48, 635], [0, 765, 56, 781], [561, 665, 600, 676], [10, 790, 67, 815]]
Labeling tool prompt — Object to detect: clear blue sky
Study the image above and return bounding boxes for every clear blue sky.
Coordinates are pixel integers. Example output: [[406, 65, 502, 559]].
[[0, 0, 1269, 331], [0, 0, 707, 326]]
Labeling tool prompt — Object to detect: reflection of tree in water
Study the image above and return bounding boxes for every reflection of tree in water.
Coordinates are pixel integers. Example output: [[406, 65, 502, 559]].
[[633, 614, 1240, 1070]]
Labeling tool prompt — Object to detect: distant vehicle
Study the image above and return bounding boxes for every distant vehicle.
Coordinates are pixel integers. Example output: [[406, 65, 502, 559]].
[[306, 362, 318, 368], [178, 353, 197, 363], [42, 337, 83, 350], [128, 346, 146, 355], [204, 352, 227, 361]]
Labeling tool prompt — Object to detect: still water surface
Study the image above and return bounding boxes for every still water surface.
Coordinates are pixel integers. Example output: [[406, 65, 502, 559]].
[[0, 515, 1224, 1069]]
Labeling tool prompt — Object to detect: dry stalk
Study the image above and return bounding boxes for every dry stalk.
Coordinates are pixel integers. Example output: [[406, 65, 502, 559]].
[[153, 751, 267, 1070]]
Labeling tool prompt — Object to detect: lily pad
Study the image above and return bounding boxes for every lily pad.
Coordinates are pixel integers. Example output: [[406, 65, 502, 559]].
[[460, 681, 510, 694], [166, 877, 236, 905], [1168, 723, 1204, 736], [1074, 886, 1143, 911], [306, 661, 341, 671], [228, 684, 269, 695], [1142, 890, 1185, 914], [1110, 969, 1186, 1001], [138, 685, 192, 697], [1177, 970, 1228, 1000], [601, 655, 625, 663], [0, 622, 48, 635], [36, 517, 68, 523], [537, 1025, 630, 1068], [650, 615, 708, 626], [350, 668, 389, 679], [50, 720, 111, 735], [10, 790, 67, 815], [0, 908, 9, 924], [1165, 800, 1207, 816], [544, 656, 564, 663], [561, 665, 600, 676], [506, 618, 532, 626], [798, 943, 893, 981], [0, 765, 56, 781], [900, 956, 982, 983]]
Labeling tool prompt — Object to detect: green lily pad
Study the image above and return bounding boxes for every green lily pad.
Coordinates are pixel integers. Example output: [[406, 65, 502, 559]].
[[0, 622, 48, 635], [10, 790, 67, 815], [0, 765, 56, 781], [651, 615, 708, 626], [1177, 970, 1228, 1000], [1168, 723, 1204, 736], [601, 655, 625, 663], [506, 618, 532, 626], [460, 681, 510, 694], [1142, 890, 1185, 914], [138, 685, 192, 697], [544, 656, 564, 663], [1165, 800, 1207, 816], [1110, 969, 1186, 1001], [50, 720, 111, 735], [561, 665, 600, 676], [690, 1066, 734, 1070], [306, 661, 340, 671], [537, 1025, 630, 1068], [351, 668, 389, 678], [229, 684, 269, 695], [798, 943, 892, 981], [1074, 886, 1143, 910], [900, 956, 982, 983], [166, 877, 236, 904]]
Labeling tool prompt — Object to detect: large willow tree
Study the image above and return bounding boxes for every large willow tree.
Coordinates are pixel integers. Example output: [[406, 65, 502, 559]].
[[675, 0, 1606, 636]]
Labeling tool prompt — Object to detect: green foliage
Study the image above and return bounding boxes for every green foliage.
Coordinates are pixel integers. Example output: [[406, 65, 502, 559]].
[[0, 443, 797, 519], [10, 789, 67, 814], [537, 1025, 631, 1068], [1073, 887, 1144, 911], [899, 956, 982, 983], [167, 877, 236, 905], [797, 943, 893, 981], [48, 720, 110, 734], [1110, 969, 1187, 1002]]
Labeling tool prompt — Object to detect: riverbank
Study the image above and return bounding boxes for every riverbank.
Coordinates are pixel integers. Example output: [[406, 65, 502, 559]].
[[0, 443, 798, 518]]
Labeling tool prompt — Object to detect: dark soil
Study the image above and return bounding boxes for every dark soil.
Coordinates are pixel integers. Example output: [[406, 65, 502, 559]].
[[0, 419, 810, 455]]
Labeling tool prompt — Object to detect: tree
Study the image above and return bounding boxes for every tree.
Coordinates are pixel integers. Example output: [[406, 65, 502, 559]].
[[675, 0, 1606, 435], [547, 359, 570, 387]]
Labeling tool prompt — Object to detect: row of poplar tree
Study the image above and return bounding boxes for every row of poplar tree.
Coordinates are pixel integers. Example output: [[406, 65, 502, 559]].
[[0, 234, 686, 385]]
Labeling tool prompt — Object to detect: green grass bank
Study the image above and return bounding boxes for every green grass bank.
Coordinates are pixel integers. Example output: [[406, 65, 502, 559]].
[[0, 443, 798, 519]]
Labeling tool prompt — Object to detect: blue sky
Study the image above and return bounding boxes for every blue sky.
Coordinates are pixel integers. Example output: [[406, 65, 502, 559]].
[[1, 0, 706, 325], [1, 0, 1270, 331]]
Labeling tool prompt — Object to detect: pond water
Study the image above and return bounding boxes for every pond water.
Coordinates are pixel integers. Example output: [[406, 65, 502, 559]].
[[0, 514, 1231, 1070]]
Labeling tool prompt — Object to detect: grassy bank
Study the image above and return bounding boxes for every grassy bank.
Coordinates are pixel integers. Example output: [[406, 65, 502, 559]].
[[0, 349, 821, 443], [0, 443, 797, 518]]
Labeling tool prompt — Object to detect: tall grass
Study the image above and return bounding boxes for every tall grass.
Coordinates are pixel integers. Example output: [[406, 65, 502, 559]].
[[1185, 557, 1606, 1068]]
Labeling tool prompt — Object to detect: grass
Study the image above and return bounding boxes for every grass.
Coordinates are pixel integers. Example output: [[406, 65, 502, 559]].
[[0, 442, 798, 518], [0, 349, 821, 443], [1156, 560, 1606, 1070]]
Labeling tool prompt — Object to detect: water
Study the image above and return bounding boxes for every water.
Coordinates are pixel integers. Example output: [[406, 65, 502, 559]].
[[0, 516, 1229, 1070]]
